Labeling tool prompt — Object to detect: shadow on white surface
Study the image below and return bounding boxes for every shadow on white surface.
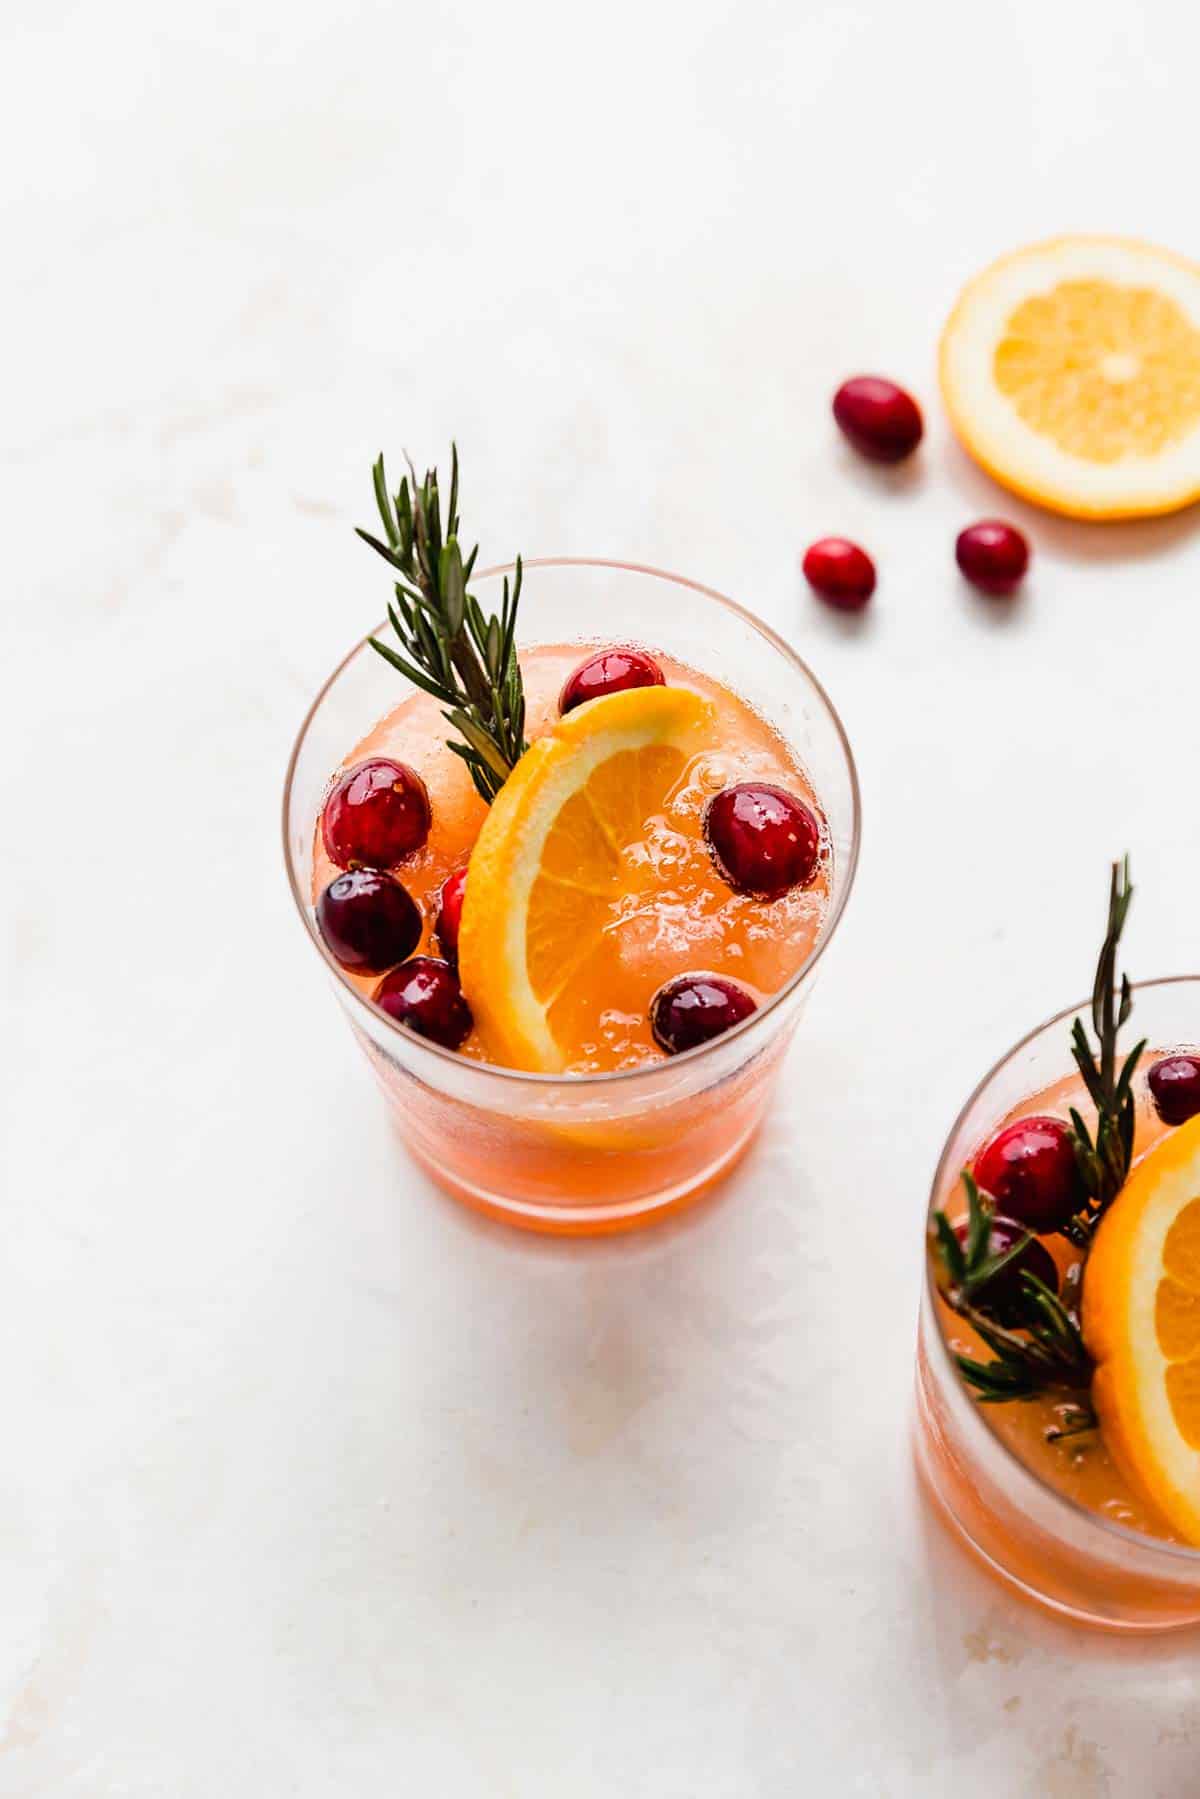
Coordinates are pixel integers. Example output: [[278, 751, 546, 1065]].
[[942, 435, 1200, 565], [909, 1457, 1200, 1797]]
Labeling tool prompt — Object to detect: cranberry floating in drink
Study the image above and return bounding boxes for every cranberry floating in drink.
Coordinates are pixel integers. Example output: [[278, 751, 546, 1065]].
[[705, 782, 822, 898], [322, 757, 431, 869], [558, 647, 665, 715], [317, 867, 422, 973], [650, 974, 757, 1055], [972, 1113, 1083, 1232], [374, 957, 473, 1050], [1147, 1054, 1200, 1126], [435, 868, 468, 965], [951, 1213, 1059, 1327]]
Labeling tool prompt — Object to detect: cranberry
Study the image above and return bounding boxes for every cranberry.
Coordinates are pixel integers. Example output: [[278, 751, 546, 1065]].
[[374, 957, 473, 1050], [955, 520, 1029, 595], [953, 1214, 1059, 1327], [802, 538, 876, 611], [321, 758, 431, 869], [973, 1115, 1084, 1233], [705, 782, 822, 898], [650, 974, 757, 1055], [436, 868, 468, 964], [317, 868, 422, 974], [1148, 1054, 1200, 1126], [832, 376, 923, 463], [559, 647, 665, 715]]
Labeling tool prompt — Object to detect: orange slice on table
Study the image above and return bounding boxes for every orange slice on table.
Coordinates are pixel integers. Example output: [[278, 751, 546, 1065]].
[[458, 685, 713, 1073], [1084, 1115, 1200, 1544], [940, 235, 1200, 519]]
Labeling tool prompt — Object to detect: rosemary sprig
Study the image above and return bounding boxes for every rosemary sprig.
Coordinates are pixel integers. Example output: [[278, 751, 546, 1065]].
[[930, 858, 1146, 1427], [357, 446, 528, 802], [931, 1173, 1096, 1416], [1063, 856, 1146, 1245]]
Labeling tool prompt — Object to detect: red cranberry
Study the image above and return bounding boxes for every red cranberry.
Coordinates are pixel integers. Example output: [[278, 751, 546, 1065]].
[[559, 647, 665, 715], [802, 538, 876, 611], [322, 758, 431, 869], [436, 868, 468, 964], [1148, 1054, 1200, 1126], [317, 868, 422, 974], [650, 974, 757, 1055], [832, 376, 923, 463], [374, 957, 473, 1050], [705, 782, 822, 898], [973, 1115, 1084, 1233], [955, 521, 1029, 595], [953, 1214, 1059, 1327]]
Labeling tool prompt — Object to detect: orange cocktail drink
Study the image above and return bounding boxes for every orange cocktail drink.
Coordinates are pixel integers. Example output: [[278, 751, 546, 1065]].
[[916, 949, 1200, 1631], [284, 557, 859, 1234]]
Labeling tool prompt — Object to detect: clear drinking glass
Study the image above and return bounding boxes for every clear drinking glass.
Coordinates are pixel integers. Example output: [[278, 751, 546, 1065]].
[[283, 559, 860, 1234], [915, 976, 1200, 1631]]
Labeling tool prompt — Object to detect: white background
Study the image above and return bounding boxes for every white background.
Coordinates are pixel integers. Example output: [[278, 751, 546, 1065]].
[[4, 1, 1200, 1793]]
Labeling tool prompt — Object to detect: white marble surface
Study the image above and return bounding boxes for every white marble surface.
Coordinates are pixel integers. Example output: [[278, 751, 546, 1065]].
[[5, 1, 1200, 1792]]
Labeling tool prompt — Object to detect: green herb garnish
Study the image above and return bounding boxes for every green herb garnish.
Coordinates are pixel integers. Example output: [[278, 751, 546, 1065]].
[[929, 858, 1146, 1422], [932, 1172, 1095, 1414], [1063, 855, 1146, 1244], [358, 446, 528, 802]]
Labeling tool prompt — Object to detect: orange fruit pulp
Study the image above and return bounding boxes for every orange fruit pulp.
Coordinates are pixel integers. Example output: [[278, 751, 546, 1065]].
[[313, 644, 831, 1074], [1084, 1113, 1200, 1546]]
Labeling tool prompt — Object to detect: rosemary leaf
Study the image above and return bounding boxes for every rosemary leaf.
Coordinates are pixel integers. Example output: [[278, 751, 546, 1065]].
[[366, 637, 454, 701], [356, 526, 406, 571], [933, 1212, 966, 1285], [373, 458, 398, 547]]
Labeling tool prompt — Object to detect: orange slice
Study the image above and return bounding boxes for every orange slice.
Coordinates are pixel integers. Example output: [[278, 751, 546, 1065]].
[[1084, 1115, 1200, 1543], [940, 236, 1200, 519], [457, 686, 713, 1072]]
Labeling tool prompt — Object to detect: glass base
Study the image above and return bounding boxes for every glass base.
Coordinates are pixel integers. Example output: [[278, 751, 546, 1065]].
[[405, 1118, 760, 1235], [913, 1367, 1200, 1634]]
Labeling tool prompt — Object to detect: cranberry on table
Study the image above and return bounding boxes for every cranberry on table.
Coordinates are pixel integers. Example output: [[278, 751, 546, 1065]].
[[802, 537, 876, 611], [1148, 1054, 1200, 1126], [317, 868, 422, 974], [705, 781, 822, 898], [973, 1115, 1084, 1233], [559, 647, 665, 715], [955, 520, 1030, 595], [374, 957, 473, 1050], [832, 376, 924, 463], [650, 974, 757, 1056], [436, 868, 468, 964], [953, 1214, 1059, 1327], [321, 758, 431, 869]]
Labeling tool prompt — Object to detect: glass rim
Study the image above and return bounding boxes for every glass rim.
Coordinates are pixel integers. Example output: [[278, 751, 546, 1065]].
[[281, 555, 863, 1089], [925, 971, 1200, 1563]]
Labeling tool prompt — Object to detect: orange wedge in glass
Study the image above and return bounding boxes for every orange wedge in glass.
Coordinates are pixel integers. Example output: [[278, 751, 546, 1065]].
[[458, 685, 713, 1073], [1085, 1115, 1200, 1543]]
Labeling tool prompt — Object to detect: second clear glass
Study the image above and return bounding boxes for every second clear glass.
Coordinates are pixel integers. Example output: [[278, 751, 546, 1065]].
[[915, 976, 1200, 1631]]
